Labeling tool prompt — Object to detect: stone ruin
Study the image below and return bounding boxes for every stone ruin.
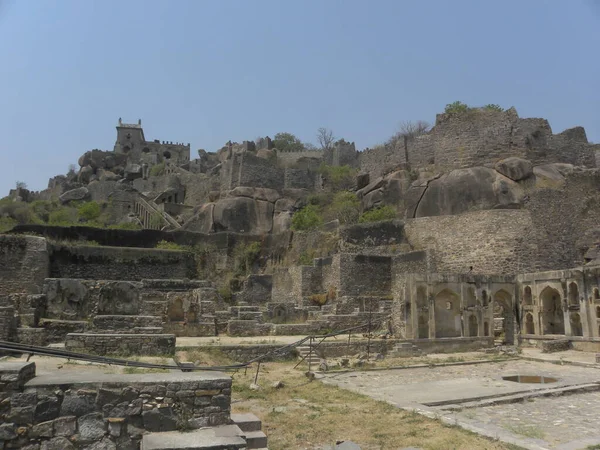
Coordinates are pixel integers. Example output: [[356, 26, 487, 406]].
[[2, 106, 600, 448]]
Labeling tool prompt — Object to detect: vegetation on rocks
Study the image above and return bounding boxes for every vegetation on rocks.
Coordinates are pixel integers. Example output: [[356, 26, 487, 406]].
[[359, 205, 397, 223]]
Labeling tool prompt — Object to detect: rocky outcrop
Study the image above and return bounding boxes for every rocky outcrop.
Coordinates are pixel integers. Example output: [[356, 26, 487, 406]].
[[494, 157, 533, 181], [357, 170, 411, 213], [213, 197, 273, 234], [405, 167, 524, 218], [59, 187, 90, 204]]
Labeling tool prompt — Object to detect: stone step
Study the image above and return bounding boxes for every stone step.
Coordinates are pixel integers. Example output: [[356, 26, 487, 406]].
[[230, 413, 262, 432], [238, 311, 263, 321], [141, 425, 246, 450], [245, 430, 268, 449]]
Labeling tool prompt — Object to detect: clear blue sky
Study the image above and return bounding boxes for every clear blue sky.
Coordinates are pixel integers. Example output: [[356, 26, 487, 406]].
[[1, 0, 599, 195]]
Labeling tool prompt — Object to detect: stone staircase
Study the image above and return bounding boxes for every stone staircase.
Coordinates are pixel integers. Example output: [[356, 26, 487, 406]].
[[141, 414, 267, 450], [296, 344, 322, 368], [390, 341, 422, 357]]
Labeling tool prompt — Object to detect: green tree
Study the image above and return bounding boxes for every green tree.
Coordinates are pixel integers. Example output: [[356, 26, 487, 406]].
[[78, 201, 101, 222], [273, 132, 305, 152], [291, 205, 323, 231]]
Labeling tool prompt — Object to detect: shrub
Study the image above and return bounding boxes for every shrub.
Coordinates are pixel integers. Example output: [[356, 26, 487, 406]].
[[150, 162, 166, 176], [444, 101, 470, 115], [309, 293, 328, 306], [318, 164, 357, 191], [108, 222, 142, 230], [48, 207, 78, 226], [155, 240, 190, 251], [359, 205, 397, 223], [325, 191, 360, 225], [78, 201, 101, 222], [291, 205, 323, 231], [234, 241, 262, 276], [298, 249, 316, 265], [483, 104, 504, 112], [0, 217, 17, 233]]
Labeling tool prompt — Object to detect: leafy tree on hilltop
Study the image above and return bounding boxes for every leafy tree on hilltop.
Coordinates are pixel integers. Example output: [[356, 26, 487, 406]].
[[273, 132, 305, 152]]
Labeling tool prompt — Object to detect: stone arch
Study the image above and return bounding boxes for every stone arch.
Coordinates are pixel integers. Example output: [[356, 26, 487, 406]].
[[524, 313, 535, 334], [466, 286, 477, 308], [568, 282, 579, 307], [540, 286, 564, 335], [163, 150, 172, 159], [493, 289, 514, 344], [570, 312, 583, 336], [142, 147, 150, 153], [167, 297, 185, 322], [484, 321, 490, 336], [434, 289, 461, 338], [468, 315, 478, 337], [596, 306, 600, 319], [594, 288, 600, 300], [417, 314, 429, 339], [523, 286, 532, 306], [273, 305, 287, 322]]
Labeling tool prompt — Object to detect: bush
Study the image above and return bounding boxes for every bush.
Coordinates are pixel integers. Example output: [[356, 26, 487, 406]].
[[318, 164, 357, 191], [234, 241, 262, 276], [78, 201, 101, 222], [324, 191, 360, 225], [0, 217, 17, 233], [444, 101, 470, 115], [48, 207, 78, 226], [359, 206, 397, 223], [155, 240, 190, 251], [483, 104, 504, 112], [150, 162, 166, 176], [291, 205, 323, 231]]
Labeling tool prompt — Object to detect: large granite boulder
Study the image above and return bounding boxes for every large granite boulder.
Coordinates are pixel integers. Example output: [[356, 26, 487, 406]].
[[405, 167, 524, 218], [495, 157, 533, 181], [213, 197, 273, 234], [227, 186, 281, 203], [78, 150, 127, 171], [78, 165, 94, 184], [181, 203, 214, 234], [59, 187, 90, 204]]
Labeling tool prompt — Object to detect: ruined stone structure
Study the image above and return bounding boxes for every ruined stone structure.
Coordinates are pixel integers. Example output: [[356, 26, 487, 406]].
[[2, 106, 600, 357]]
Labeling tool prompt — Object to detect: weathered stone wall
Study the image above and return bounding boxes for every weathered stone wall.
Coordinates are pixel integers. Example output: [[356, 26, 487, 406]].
[[0, 235, 49, 296], [404, 109, 597, 172], [404, 209, 538, 275], [277, 150, 323, 167], [338, 254, 392, 297], [221, 153, 284, 191], [0, 365, 231, 449], [49, 245, 196, 280], [65, 333, 176, 356], [359, 143, 407, 179], [526, 169, 600, 270]]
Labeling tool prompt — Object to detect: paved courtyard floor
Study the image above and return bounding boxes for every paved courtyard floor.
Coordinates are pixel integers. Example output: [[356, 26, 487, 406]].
[[321, 359, 600, 450]]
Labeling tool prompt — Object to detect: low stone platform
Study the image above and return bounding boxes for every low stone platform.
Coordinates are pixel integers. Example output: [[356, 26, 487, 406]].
[[0, 362, 233, 450], [142, 425, 247, 450], [65, 332, 176, 356], [92, 314, 164, 332]]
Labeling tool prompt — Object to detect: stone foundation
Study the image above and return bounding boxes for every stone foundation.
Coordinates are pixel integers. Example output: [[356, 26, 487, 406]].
[[65, 333, 176, 356], [0, 362, 232, 449]]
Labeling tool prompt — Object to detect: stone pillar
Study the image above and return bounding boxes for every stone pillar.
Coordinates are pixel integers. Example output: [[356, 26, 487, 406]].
[[428, 291, 435, 339], [0, 306, 16, 343]]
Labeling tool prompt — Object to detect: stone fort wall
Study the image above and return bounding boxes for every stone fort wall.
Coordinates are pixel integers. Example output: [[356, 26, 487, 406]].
[[49, 245, 196, 281], [404, 209, 538, 275], [359, 109, 597, 178], [0, 235, 49, 297]]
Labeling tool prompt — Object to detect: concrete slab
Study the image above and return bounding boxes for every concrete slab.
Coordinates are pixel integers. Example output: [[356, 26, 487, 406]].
[[141, 425, 246, 450], [27, 369, 230, 387]]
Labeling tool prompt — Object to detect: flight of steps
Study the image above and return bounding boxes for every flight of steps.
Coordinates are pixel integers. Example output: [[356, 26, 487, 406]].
[[390, 341, 422, 357], [141, 413, 267, 450], [296, 344, 322, 368]]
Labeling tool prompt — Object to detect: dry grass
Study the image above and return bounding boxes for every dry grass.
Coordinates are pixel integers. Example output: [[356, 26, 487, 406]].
[[230, 361, 518, 450]]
